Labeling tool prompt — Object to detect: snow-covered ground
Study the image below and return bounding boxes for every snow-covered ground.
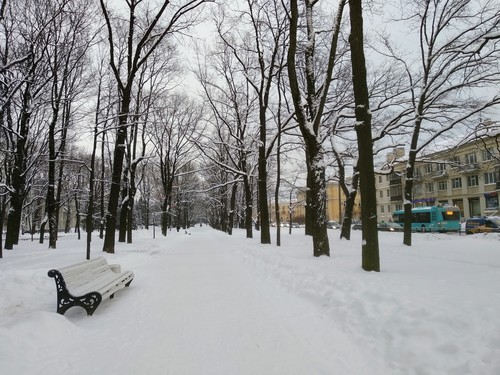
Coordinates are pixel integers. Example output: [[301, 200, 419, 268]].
[[1, 226, 499, 374]]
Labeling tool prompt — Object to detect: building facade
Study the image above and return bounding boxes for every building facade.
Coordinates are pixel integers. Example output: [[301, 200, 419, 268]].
[[376, 134, 500, 221], [269, 182, 361, 225]]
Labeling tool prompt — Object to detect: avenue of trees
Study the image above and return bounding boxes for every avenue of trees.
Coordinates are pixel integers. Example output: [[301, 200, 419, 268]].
[[1, 0, 499, 272]]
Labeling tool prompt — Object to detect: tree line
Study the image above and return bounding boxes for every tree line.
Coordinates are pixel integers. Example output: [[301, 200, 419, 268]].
[[1, 0, 499, 272]]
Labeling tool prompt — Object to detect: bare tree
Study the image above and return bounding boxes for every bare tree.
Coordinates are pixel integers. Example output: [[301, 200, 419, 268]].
[[378, 0, 500, 246], [100, 0, 213, 253], [149, 93, 203, 236], [215, 0, 288, 244], [348, 0, 380, 271], [45, 0, 95, 248], [1, 0, 55, 250], [197, 42, 260, 238], [287, 0, 347, 257]]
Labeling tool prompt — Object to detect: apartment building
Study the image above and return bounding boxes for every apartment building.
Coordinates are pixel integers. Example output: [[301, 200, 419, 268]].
[[376, 134, 500, 221]]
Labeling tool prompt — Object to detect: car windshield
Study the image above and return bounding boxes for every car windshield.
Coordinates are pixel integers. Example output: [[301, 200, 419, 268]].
[[488, 217, 500, 226]]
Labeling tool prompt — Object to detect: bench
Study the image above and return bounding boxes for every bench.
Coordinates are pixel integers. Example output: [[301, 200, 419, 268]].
[[48, 257, 134, 316]]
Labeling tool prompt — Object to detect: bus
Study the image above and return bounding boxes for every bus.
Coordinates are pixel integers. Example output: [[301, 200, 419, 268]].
[[392, 206, 461, 232]]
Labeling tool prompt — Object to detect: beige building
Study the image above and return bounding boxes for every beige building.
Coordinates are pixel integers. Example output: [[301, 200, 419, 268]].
[[325, 182, 361, 222], [376, 134, 500, 221], [270, 182, 361, 224]]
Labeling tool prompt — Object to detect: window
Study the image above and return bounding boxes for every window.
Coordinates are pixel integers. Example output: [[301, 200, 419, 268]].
[[485, 195, 499, 209], [484, 172, 497, 185], [452, 177, 462, 189], [414, 167, 421, 179], [467, 175, 479, 187], [424, 164, 433, 174], [390, 185, 402, 197], [379, 190, 383, 198], [482, 148, 495, 161], [395, 204, 402, 211], [387, 205, 391, 213], [438, 181, 447, 191], [450, 156, 460, 167], [465, 152, 477, 164], [381, 205, 385, 213], [378, 175, 382, 183], [426, 182, 434, 192], [387, 189, 390, 197], [389, 172, 399, 182], [437, 163, 447, 171]]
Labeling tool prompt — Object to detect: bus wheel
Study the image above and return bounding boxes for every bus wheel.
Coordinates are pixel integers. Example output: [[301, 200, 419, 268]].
[[421, 225, 426, 232]]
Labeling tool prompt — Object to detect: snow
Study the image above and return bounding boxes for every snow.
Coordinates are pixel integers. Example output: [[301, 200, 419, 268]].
[[1, 226, 500, 374]]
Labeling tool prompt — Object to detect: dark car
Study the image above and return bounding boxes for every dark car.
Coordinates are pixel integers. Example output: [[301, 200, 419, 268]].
[[352, 223, 362, 230], [465, 217, 500, 235], [377, 222, 403, 232]]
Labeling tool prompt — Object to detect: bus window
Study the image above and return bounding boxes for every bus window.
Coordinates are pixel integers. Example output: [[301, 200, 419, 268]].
[[414, 212, 431, 223]]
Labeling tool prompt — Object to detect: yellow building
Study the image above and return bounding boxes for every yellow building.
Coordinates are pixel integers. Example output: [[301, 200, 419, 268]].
[[269, 182, 361, 224], [325, 182, 361, 222]]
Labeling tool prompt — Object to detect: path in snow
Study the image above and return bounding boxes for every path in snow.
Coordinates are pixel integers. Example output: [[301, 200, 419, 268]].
[[56, 228, 377, 374]]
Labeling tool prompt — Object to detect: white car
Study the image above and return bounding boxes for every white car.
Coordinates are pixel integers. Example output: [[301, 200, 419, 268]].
[[327, 221, 341, 229]]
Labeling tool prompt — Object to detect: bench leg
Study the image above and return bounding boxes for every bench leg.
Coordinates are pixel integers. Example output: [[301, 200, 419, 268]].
[[57, 292, 102, 316]]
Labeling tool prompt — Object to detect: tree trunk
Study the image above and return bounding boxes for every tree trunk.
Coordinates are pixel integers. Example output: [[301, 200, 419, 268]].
[[39, 217, 47, 244], [0, 194, 6, 257], [307, 141, 330, 257], [46, 123, 57, 248], [403, 112, 424, 246], [161, 197, 169, 236], [75, 193, 81, 240], [118, 187, 129, 242], [340, 190, 357, 240], [65, 203, 71, 233], [275, 144, 282, 247], [4, 93, 31, 250], [103, 97, 131, 253], [127, 194, 134, 243], [348, 0, 380, 271], [243, 175, 253, 238], [340, 165, 359, 240], [99, 130, 106, 239], [228, 182, 237, 235]]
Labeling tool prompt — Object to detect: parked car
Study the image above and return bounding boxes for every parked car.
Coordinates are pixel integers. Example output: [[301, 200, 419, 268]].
[[465, 217, 500, 235], [377, 222, 403, 232], [352, 222, 362, 230], [327, 220, 341, 229]]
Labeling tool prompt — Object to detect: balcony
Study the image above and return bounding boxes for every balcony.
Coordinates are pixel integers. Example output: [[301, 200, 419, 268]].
[[390, 195, 403, 202], [390, 178, 402, 186], [457, 163, 480, 173], [431, 170, 448, 179]]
